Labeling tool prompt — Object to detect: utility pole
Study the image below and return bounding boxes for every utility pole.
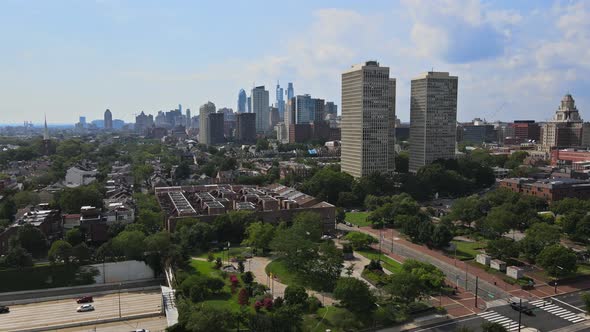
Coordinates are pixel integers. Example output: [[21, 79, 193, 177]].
[[518, 298, 522, 332], [465, 262, 469, 291], [118, 283, 122, 318], [474, 276, 479, 308]]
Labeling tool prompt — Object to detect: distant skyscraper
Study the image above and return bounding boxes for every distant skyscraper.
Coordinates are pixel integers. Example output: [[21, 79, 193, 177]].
[[325, 102, 338, 117], [238, 89, 247, 114], [252, 86, 270, 133], [79, 116, 86, 126], [294, 95, 315, 124], [286, 82, 294, 100], [199, 101, 216, 145], [186, 109, 192, 128], [269, 106, 280, 129], [104, 109, 113, 130], [409, 71, 458, 173], [276, 82, 285, 120], [43, 114, 49, 140], [313, 98, 325, 123], [178, 104, 182, 114], [236, 113, 256, 144], [208, 113, 225, 145], [341, 61, 396, 178], [247, 95, 252, 113], [135, 111, 154, 135]]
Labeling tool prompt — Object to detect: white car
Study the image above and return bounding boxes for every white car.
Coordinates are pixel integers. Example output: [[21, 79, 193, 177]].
[[133, 329, 150, 332], [77, 304, 95, 312]]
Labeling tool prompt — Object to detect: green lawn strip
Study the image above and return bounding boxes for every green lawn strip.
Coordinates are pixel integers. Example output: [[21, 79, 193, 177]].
[[302, 306, 366, 332], [448, 240, 486, 261], [576, 263, 590, 275], [345, 212, 371, 227], [356, 248, 402, 273], [195, 246, 252, 260], [264, 257, 305, 286]]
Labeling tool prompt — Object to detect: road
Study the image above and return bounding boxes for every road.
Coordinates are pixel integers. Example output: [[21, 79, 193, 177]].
[[0, 290, 162, 332], [403, 299, 589, 332], [553, 290, 590, 313], [338, 224, 510, 303], [53, 316, 168, 332]]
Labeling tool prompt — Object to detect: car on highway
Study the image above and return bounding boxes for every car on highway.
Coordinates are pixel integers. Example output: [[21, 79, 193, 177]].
[[510, 301, 533, 315], [132, 329, 150, 332], [0, 306, 9, 314], [76, 296, 93, 304], [76, 304, 95, 312]]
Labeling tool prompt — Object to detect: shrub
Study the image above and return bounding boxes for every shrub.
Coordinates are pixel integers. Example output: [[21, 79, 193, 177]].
[[306, 296, 322, 313]]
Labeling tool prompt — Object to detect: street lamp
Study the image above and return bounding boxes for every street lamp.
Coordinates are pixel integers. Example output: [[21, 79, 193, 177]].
[[554, 266, 563, 294]]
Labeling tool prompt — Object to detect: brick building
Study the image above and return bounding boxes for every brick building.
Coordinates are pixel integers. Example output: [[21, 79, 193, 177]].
[[499, 177, 590, 202]]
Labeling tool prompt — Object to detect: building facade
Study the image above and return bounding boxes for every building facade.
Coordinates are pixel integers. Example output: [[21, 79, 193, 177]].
[[252, 86, 270, 133], [199, 101, 216, 145], [208, 113, 225, 145], [541, 94, 589, 150], [236, 113, 256, 144], [238, 89, 247, 114], [275, 82, 285, 120], [409, 71, 458, 173], [104, 109, 113, 130], [341, 61, 396, 178]]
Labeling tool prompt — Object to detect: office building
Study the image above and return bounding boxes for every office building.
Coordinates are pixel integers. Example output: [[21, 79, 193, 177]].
[[236, 113, 256, 144], [252, 86, 270, 133], [508, 120, 540, 143], [276, 82, 285, 120], [294, 95, 315, 124], [104, 109, 113, 130], [238, 89, 247, 114], [135, 111, 154, 134], [186, 109, 192, 128], [325, 102, 338, 117], [341, 61, 396, 178], [208, 113, 225, 145], [409, 71, 458, 173], [199, 101, 216, 145], [541, 94, 589, 150], [314, 98, 325, 123], [79, 116, 86, 126], [286, 82, 294, 100], [269, 106, 280, 129]]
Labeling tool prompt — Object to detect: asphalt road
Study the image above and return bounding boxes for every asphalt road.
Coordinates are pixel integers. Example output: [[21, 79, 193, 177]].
[[406, 299, 589, 332], [0, 290, 162, 331], [553, 290, 590, 312], [54, 316, 168, 332]]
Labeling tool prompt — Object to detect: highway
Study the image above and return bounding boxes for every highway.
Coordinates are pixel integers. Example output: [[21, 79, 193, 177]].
[[55, 316, 168, 332], [0, 290, 162, 332]]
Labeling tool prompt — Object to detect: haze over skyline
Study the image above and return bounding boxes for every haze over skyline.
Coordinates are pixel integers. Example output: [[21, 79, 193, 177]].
[[1, 0, 589, 124]]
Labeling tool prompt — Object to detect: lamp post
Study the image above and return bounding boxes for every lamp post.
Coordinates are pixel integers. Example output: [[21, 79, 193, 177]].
[[554, 266, 564, 294]]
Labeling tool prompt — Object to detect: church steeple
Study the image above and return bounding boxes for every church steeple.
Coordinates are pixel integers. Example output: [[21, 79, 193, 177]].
[[43, 114, 49, 140]]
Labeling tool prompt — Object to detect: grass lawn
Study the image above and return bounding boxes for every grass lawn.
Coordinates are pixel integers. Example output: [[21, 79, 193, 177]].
[[577, 263, 590, 275], [345, 212, 371, 227], [265, 258, 304, 286], [195, 246, 252, 260], [189, 258, 253, 312], [302, 306, 366, 332], [449, 240, 486, 261], [356, 248, 403, 273]]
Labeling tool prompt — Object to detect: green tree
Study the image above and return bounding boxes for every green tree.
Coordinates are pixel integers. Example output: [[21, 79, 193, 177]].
[[395, 151, 409, 173], [431, 224, 453, 248], [300, 168, 354, 204], [242, 222, 275, 252], [16, 224, 47, 258], [520, 223, 561, 262], [284, 285, 308, 307], [138, 210, 163, 234], [537, 244, 577, 277], [486, 238, 519, 261], [582, 292, 590, 314], [71, 243, 92, 264], [2, 238, 33, 268], [447, 195, 487, 226], [333, 277, 376, 314], [59, 186, 103, 213], [112, 230, 146, 260], [478, 207, 515, 238], [65, 228, 84, 246], [48, 240, 73, 264], [183, 305, 233, 332], [270, 212, 322, 271], [306, 241, 344, 291], [13, 191, 41, 208]]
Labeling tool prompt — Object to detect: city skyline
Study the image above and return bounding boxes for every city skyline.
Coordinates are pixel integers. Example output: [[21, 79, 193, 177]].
[[1, 0, 589, 125]]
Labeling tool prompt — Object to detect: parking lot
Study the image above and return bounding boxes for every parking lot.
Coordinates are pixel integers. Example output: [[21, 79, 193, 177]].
[[0, 290, 162, 331]]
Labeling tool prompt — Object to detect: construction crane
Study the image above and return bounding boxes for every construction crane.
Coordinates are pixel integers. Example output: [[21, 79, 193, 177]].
[[488, 102, 507, 121]]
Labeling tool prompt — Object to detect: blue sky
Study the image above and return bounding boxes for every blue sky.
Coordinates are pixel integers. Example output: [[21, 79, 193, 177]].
[[1, 0, 589, 124]]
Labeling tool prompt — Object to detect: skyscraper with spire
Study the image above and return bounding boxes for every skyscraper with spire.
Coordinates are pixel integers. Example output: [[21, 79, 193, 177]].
[[286, 82, 294, 101], [43, 114, 49, 140], [275, 82, 285, 120], [238, 89, 247, 114], [104, 109, 113, 130]]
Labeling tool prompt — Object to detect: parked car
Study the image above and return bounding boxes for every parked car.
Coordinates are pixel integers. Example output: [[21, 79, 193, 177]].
[[133, 329, 150, 332], [76, 296, 93, 304], [76, 304, 95, 312], [0, 306, 9, 314], [510, 301, 533, 315]]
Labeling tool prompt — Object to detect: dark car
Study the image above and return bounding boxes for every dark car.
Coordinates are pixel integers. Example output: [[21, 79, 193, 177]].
[[0, 306, 9, 314], [510, 301, 533, 315], [76, 296, 93, 304]]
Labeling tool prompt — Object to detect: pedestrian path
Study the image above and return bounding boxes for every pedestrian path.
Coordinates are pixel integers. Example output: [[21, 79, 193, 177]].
[[529, 299, 586, 324], [477, 311, 525, 331]]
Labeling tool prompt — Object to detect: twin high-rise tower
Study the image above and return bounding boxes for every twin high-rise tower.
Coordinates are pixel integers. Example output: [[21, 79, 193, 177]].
[[341, 61, 458, 177]]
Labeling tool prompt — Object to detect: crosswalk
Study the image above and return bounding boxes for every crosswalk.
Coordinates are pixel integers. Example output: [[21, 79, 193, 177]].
[[529, 299, 586, 324], [478, 311, 525, 331]]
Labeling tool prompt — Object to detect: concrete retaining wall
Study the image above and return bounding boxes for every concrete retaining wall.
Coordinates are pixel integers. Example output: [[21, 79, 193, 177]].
[[88, 260, 155, 284]]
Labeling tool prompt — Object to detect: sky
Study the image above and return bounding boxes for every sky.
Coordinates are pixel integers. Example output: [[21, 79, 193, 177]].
[[1, 0, 589, 125]]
